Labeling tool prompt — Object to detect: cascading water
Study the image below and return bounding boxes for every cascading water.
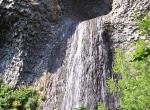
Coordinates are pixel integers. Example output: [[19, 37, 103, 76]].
[[62, 21, 86, 109], [61, 17, 113, 110], [42, 1, 117, 109]]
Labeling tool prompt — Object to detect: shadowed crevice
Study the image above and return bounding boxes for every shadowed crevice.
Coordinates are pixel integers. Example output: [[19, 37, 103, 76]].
[[62, 0, 113, 20]]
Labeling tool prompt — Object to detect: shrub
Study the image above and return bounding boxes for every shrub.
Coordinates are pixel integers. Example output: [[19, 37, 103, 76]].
[[77, 106, 89, 110], [133, 11, 150, 36], [0, 79, 41, 110], [113, 40, 150, 110], [76, 103, 106, 110], [107, 78, 117, 93], [97, 103, 106, 110]]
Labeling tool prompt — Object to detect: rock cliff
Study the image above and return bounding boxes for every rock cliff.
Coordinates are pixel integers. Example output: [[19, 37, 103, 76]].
[[0, 0, 149, 110]]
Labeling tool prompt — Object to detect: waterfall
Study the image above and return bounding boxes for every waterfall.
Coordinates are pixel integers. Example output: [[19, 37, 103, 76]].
[[61, 17, 111, 110], [62, 21, 86, 109]]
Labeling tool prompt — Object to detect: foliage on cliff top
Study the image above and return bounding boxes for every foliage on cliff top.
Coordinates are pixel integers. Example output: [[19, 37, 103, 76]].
[[0, 79, 41, 110], [113, 40, 150, 110]]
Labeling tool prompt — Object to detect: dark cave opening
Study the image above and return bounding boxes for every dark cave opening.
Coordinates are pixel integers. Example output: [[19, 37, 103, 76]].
[[62, 0, 113, 20]]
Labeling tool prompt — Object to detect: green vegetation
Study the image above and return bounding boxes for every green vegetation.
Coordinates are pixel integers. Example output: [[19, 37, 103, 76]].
[[113, 40, 150, 110], [107, 78, 117, 93], [77, 106, 89, 110], [0, 78, 41, 110], [77, 103, 106, 110], [97, 103, 106, 110], [109, 11, 150, 110], [133, 11, 150, 35]]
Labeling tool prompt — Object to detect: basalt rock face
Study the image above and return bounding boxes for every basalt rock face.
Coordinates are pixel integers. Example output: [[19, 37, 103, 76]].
[[0, 0, 150, 110], [0, 0, 61, 86], [105, 0, 150, 48]]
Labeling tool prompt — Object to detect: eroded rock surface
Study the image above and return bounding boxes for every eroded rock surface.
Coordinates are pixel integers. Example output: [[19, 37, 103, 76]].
[[0, 0, 61, 86], [0, 0, 150, 110]]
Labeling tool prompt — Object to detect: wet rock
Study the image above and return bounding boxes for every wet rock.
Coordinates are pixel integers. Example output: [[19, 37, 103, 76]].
[[0, 0, 149, 110]]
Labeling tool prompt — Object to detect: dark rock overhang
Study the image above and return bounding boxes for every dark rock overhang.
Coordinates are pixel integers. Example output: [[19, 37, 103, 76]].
[[62, 0, 113, 20]]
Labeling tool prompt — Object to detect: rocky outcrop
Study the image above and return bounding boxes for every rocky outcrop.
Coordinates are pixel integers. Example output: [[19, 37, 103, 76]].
[[0, 0, 61, 86], [0, 0, 150, 110], [104, 0, 150, 47]]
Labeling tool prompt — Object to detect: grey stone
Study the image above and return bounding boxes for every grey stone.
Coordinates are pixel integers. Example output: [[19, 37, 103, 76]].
[[0, 0, 149, 110]]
